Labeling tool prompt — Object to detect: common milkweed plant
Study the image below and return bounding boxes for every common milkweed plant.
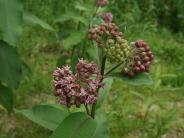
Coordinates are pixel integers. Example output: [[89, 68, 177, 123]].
[[17, 0, 154, 138]]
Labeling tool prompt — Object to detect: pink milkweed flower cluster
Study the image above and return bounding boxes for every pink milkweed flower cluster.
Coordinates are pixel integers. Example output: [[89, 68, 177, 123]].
[[96, 0, 108, 7], [53, 59, 103, 108]]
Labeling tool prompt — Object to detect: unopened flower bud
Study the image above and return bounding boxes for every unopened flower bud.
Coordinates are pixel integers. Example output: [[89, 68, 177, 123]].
[[88, 22, 123, 47], [101, 12, 113, 23], [140, 65, 145, 71], [122, 40, 154, 77], [96, 0, 108, 7], [135, 40, 144, 48]]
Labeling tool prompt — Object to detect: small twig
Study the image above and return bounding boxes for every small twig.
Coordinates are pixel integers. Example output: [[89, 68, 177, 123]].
[[105, 62, 123, 76]]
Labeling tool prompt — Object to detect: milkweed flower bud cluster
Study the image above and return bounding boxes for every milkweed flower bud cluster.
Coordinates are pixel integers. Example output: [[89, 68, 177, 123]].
[[105, 37, 131, 63], [101, 13, 113, 23], [53, 59, 103, 108], [88, 23, 123, 47], [122, 40, 154, 77], [96, 0, 108, 7]]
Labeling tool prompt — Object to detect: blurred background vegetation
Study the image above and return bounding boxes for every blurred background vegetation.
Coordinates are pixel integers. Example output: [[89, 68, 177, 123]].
[[1, 0, 184, 137]]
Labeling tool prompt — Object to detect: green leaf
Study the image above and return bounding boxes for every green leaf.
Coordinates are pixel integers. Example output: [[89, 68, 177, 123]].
[[21, 60, 32, 78], [56, 54, 78, 72], [63, 32, 85, 50], [70, 55, 79, 73], [23, 11, 55, 32], [51, 112, 97, 138], [0, 84, 13, 112], [96, 78, 113, 109], [56, 55, 68, 67], [0, 41, 22, 89], [108, 72, 153, 86], [16, 104, 69, 130], [0, 0, 22, 46], [75, 4, 89, 11], [55, 13, 89, 26], [86, 44, 100, 66], [94, 114, 109, 138], [91, 17, 104, 25]]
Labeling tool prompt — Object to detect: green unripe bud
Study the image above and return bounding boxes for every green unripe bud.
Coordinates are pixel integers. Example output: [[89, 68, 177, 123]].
[[107, 51, 111, 55], [108, 39, 114, 45], [140, 47, 145, 51], [121, 43, 127, 48], [120, 51, 124, 56], [116, 36, 122, 42], [104, 37, 131, 63], [125, 51, 130, 57], [130, 42, 135, 46], [120, 39, 128, 44], [105, 31, 110, 35], [117, 54, 121, 59], [120, 57, 124, 61], [116, 48, 121, 52], [110, 46, 115, 50], [104, 48, 108, 52], [115, 44, 120, 49]]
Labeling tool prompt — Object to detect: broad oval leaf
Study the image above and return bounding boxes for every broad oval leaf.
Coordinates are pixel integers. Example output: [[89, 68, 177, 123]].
[[96, 78, 113, 109], [16, 104, 69, 130], [0, 41, 22, 89], [0, 0, 22, 46], [108, 72, 153, 86], [63, 32, 85, 50], [94, 114, 109, 138], [0, 84, 13, 112], [51, 112, 97, 138], [23, 12, 55, 32]]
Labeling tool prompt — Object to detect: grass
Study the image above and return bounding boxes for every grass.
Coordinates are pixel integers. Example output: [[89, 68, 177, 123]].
[[106, 81, 184, 138], [1, 23, 184, 138]]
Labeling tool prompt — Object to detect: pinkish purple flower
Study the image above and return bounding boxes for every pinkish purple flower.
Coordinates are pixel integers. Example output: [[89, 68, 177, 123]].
[[101, 12, 113, 23], [96, 0, 108, 7], [76, 59, 100, 79], [53, 59, 103, 108]]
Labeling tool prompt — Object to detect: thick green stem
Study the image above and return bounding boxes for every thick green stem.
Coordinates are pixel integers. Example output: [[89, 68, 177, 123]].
[[90, 102, 96, 119], [101, 56, 106, 76], [91, 56, 106, 119], [84, 104, 90, 115]]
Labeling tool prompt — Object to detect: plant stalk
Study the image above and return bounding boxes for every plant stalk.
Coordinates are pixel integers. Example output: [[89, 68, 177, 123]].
[[84, 104, 90, 115], [91, 56, 106, 119]]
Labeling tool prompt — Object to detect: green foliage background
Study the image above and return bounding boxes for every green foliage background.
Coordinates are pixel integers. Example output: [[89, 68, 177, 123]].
[[0, 0, 184, 138]]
